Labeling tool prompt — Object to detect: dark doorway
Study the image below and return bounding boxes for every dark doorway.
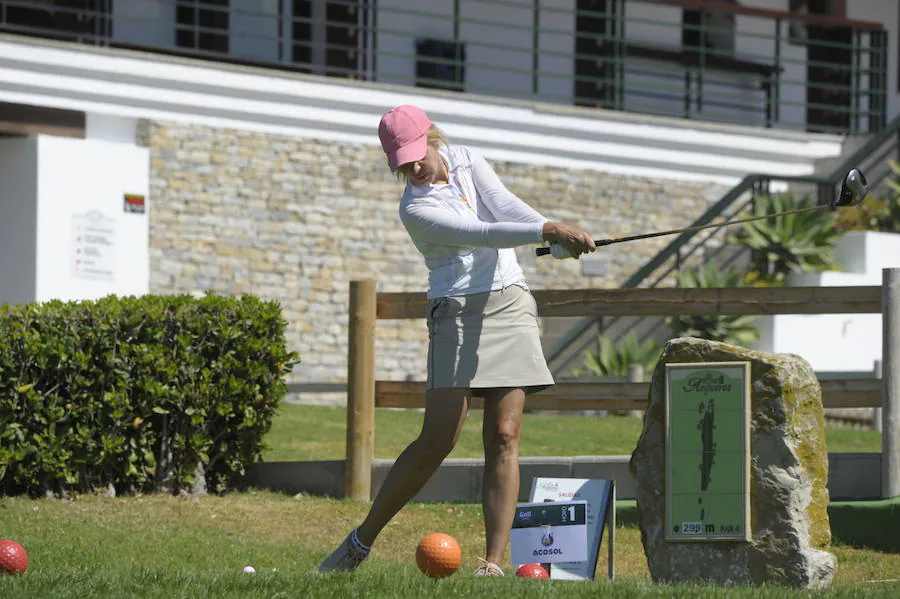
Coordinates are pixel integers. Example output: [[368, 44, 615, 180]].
[[292, 0, 365, 78], [803, 0, 852, 132], [574, 0, 619, 109], [0, 102, 85, 138]]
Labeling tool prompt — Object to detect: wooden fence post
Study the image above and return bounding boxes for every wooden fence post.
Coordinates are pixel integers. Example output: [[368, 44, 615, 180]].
[[346, 279, 376, 501], [883, 268, 899, 499]]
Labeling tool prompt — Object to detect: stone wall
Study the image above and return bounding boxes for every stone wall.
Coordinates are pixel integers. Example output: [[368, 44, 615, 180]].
[[144, 121, 730, 389]]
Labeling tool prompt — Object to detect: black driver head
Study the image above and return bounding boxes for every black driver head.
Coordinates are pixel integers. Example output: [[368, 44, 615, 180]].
[[834, 168, 868, 207]]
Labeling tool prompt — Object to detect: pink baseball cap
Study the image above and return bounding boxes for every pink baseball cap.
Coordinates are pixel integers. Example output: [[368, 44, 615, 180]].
[[378, 105, 432, 171]]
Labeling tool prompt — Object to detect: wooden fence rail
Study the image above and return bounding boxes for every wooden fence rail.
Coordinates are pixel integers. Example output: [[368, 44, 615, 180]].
[[346, 274, 898, 501], [373, 380, 883, 411], [376, 286, 883, 319]]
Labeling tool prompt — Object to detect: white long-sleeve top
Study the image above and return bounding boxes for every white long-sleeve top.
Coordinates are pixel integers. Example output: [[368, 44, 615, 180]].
[[399, 145, 548, 299]]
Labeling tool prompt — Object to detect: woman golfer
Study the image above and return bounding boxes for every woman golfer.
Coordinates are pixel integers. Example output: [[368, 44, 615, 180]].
[[319, 105, 595, 576]]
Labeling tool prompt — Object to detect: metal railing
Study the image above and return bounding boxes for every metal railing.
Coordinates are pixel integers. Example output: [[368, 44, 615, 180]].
[[545, 111, 900, 377], [0, 0, 888, 134]]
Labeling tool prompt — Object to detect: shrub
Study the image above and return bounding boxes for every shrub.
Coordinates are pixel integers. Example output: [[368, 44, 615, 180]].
[[835, 161, 900, 233], [0, 294, 299, 497]]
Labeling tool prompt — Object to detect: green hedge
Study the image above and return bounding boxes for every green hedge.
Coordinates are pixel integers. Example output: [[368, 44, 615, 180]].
[[829, 497, 900, 553], [0, 294, 299, 497]]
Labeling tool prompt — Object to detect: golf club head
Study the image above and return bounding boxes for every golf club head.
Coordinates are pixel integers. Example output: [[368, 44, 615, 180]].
[[834, 168, 868, 207]]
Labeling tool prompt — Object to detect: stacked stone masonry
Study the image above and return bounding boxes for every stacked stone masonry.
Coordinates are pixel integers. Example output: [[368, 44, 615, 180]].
[[144, 121, 730, 394]]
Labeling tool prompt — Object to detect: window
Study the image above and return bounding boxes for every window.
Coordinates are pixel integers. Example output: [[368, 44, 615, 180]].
[[0, 0, 110, 42], [682, 1, 736, 57], [292, 0, 313, 65], [291, 0, 365, 78], [416, 38, 465, 92], [176, 0, 229, 54]]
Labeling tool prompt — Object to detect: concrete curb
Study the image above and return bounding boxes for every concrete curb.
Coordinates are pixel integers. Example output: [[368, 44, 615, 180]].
[[243, 452, 880, 502]]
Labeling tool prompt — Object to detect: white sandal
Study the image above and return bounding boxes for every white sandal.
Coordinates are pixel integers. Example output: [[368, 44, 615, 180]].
[[473, 557, 504, 577]]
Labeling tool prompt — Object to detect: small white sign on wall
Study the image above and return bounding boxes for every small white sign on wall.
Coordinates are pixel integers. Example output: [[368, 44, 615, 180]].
[[72, 211, 116, 281]]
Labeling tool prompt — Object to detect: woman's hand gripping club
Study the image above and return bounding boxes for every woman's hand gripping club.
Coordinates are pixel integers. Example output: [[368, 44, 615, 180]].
[[540, 222, 596, 260]]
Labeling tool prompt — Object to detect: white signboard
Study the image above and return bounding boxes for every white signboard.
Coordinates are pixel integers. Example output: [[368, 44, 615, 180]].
[[529, 477, 616, 580], [510, 500, 588, 566], [72, 211, 116, 281]]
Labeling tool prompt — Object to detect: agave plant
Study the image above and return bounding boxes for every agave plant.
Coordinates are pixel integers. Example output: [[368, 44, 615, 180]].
[[577, 330, 662, 378], [667, 262, 759, 346], [729, 192, 841, 284]]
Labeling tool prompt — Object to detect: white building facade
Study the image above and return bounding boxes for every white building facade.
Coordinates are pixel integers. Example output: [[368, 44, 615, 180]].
[[0, 0, 898, 383]]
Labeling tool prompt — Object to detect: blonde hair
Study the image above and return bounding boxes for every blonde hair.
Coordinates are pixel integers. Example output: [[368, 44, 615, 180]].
[[426, 124, 448, 148], [395, 125, 449, 182]]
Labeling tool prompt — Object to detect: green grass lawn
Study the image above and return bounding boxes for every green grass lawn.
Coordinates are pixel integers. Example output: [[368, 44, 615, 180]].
[[0, 492, 898, 598], [1, 405, 883, 597], [261, 404, 883, 462]]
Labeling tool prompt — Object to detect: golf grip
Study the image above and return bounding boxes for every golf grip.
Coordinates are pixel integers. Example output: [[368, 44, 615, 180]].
[[535, 239, 615, 256]]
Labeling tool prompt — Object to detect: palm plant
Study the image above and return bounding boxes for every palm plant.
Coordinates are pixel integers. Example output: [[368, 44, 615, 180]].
[[667, 262, 759, 346], [729, 192, 841, 285]]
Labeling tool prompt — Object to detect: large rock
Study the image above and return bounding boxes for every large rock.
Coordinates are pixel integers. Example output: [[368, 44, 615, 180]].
[[630, 337, 836, 588]]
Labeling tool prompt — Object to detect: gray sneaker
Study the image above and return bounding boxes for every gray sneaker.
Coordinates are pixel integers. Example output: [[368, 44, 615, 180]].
[[317, 532, 369, 573]]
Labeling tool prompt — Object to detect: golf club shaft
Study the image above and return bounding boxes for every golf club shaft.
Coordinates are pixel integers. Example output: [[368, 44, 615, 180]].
[[536, 204, 830, 256]]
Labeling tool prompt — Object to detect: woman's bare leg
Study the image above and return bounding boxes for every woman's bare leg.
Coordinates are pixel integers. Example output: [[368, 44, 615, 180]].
[[481, 387, 526, 565], [356, 387, 469, 546]]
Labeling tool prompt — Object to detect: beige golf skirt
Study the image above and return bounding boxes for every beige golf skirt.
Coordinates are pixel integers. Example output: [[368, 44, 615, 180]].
[[426, 284, 554, 394]]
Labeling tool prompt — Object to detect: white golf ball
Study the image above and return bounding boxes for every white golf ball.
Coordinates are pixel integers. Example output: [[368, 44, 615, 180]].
[[243, 566, 256, 574]]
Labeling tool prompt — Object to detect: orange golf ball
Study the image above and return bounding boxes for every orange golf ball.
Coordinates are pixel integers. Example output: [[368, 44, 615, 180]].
[[415, 532, 461, 578]]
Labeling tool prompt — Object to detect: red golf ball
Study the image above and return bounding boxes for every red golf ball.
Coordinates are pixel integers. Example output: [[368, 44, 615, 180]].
[[515, 563, 549, 578], [0, 540, 28, 575]]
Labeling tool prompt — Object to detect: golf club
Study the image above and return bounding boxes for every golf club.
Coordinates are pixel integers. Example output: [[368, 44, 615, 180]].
[[536, 168, 868, 258]]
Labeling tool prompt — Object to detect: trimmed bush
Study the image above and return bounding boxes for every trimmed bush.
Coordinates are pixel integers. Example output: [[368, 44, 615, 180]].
[[0, 294, 299, 497]]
